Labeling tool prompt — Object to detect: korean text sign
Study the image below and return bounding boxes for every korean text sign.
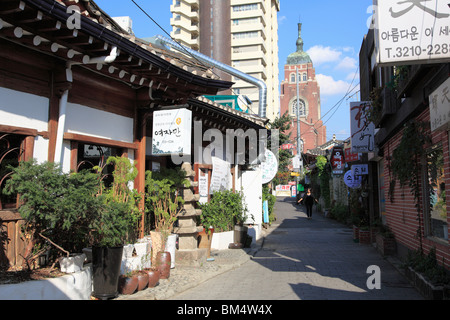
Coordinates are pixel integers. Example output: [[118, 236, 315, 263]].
[[350, 101, 375, 153], [152, 108, 192, 156], [429, 77, 450, 132], [375, 0, 450, 65]]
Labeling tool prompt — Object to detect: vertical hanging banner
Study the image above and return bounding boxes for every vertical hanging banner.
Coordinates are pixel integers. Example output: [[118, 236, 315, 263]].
[[152, 108, 192, 156], [209, 156, 232, 193], [330, 146, 345, 175], [350, 101, 375, 153], [374, 0, 450, 66]]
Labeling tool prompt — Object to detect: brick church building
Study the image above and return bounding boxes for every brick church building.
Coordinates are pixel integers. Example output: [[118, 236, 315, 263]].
[[280, 23, 326, 155]]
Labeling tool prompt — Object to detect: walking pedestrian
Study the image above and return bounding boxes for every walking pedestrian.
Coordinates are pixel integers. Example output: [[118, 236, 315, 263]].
[[297, 188, 318, 219]]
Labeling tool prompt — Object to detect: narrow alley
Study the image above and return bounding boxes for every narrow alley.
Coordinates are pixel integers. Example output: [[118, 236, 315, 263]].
[[169, 197, 423, 300]]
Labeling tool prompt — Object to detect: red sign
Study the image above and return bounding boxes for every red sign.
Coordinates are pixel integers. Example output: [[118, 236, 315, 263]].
[[281, 143, 295, 150], [331, 147, 344, 175], [345, 148, 359, 162]]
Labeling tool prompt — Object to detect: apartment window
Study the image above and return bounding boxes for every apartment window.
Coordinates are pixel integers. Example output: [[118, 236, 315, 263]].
[[175, 28, 181, 34], [424, 144, 447, 240], [232, 31, 258, 40], [175, 0, 180, 7], [232, 18, 258, 26], [233, 4, 258, 12], [303, 73, 307, 81]]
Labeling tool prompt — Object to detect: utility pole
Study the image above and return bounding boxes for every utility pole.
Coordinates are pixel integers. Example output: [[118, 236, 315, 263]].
[[295, 67, 303, 189]]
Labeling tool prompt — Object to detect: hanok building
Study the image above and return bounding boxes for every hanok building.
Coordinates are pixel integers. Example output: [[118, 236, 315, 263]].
[[279, 23, 326, 157], [0, 0, 267, 270]]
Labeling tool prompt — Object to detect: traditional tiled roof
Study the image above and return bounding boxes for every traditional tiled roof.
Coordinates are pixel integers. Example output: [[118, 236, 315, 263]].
[[0, 0, 233, 104]]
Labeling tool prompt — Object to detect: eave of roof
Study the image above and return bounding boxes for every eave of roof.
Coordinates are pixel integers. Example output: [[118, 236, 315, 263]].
[[1, 0, 233, 95]]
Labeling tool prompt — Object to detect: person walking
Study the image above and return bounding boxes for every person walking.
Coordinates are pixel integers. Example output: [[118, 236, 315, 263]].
[[298, 188, 318, 219]]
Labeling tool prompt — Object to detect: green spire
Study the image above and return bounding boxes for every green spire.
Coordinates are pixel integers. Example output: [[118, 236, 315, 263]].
[[287, 23, 312, 65]]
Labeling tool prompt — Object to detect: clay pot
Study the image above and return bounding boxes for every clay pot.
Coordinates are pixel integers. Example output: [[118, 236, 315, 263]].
[[118, 274, 138, 295], [144, 267, 160, 288], [135, 271, 149, 291], [155, 251, 171, 279]]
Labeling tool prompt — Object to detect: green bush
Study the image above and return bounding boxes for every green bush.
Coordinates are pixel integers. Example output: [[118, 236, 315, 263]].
[[405, 248, 450, 286], [199, 189, 248, 232], [145, 167, 189, 240], [3, 159, 101, 255], [92, 156, 141, 247], [262, 184, 276, 224], [329, 203, 349, 223]]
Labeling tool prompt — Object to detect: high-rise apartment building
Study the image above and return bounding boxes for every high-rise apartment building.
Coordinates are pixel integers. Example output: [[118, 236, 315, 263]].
[[170, 0, 280, 120]]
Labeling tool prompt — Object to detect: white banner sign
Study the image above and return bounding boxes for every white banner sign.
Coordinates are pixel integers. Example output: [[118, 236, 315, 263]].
[[152, 108, 192, 156], [429, 77, 450, 131], [350, 101, 375, 153], [261, 149, 278, 184], [210, 156, 232, 193], [375, 0, 450, 65]]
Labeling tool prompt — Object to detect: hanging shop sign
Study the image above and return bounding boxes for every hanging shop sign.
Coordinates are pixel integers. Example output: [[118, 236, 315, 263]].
[[330, 146, 345, 175], [209, 156, 232, 193], [152, 108, 192, 156], [350, 101, 375, 153], [352, 164, 369, 176], [429, 77, 450, 132], [344, 170, 362, 189], [261, 149, 278, 184], [374, 0, 450, 66]]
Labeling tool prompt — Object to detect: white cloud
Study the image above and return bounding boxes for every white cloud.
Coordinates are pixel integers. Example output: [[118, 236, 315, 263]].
[[307, 45, 342, 65], [336, 56, 358, 70], [316, 74, 351, 96]]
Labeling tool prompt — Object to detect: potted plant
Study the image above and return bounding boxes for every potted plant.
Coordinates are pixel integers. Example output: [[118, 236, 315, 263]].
[[3, 159, 100, 271], [90, 156, 141, 300], [198, 189, 248, 250], [145, 167, 189, 278], [376, 225, 396, 256]]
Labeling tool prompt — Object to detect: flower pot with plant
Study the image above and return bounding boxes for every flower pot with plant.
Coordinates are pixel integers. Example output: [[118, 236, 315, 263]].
[[198, 189, 248, 251], [145, 167, 189, 275], [90, 156, 141, 300]]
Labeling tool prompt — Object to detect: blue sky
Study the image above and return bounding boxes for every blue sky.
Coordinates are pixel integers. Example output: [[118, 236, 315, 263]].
[[95, 0, 373, 141]]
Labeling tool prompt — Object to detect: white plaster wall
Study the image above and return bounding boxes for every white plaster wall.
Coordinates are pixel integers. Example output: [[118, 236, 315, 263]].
[[33, 135, 49, 164], [65, 103, 134, 143], [0, 87, 49, 132], [0, 266, 92, 300]]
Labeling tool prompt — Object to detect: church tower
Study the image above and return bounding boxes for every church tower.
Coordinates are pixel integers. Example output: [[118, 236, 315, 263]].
[[280, 23, 326, 156]]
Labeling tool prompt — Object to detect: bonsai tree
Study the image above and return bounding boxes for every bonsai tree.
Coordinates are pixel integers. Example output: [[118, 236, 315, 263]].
[[198, 189, 248, 233], [145, 167, 189, 252], [3, 159, 101, 269], [91, 156, 141, 247]]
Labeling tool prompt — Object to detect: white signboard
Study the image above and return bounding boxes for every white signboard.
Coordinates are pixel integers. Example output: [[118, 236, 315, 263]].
[[344, 170, 362, 189], [429, 77, 450, 132], [375, 0, 450, 65], [350, 101, 375, 153], [198, 169, 209, 204], [152, 108, 192, 155], [261, 149, 278, 184], [292, 154, 302, 169], [352, 164, 369, 176], [209, 156, 232, 193]]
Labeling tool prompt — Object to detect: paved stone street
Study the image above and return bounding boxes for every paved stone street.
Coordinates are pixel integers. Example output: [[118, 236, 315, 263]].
[[168, 197, 423, 300]]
